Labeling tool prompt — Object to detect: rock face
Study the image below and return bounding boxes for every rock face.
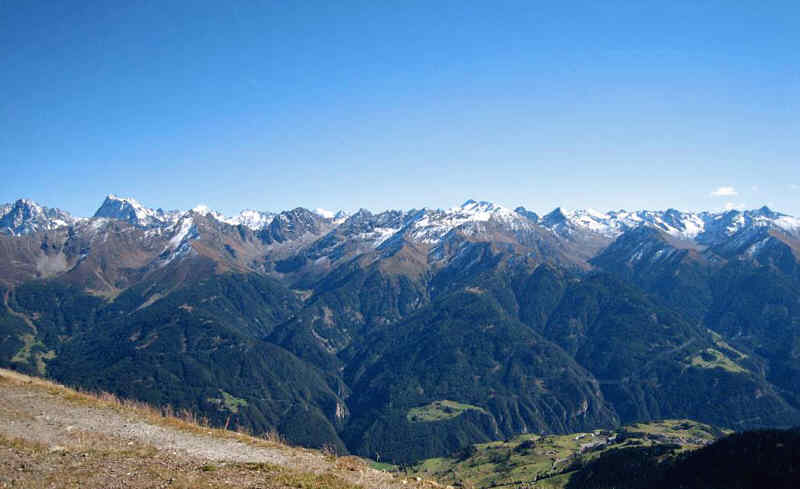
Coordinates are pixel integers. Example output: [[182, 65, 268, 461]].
[[2, 195, 800, 463], [93, 194, 180, 227], [0, 199, 75, 236]]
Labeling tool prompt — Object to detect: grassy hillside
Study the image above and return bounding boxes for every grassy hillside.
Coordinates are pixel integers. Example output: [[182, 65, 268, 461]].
[[409, 419, 727, 489], [564, 427, 800, 489]]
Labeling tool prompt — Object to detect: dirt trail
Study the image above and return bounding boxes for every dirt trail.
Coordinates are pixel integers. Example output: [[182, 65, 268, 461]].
[[0, 384, 297, 466], [0, 370, 430, 489]]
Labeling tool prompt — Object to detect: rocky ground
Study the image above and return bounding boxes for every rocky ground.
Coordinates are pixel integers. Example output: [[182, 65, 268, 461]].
[[0, 369, 436, 489]]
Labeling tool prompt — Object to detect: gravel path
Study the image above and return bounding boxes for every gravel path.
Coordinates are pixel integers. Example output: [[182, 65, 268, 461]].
[[0, 384, 303, 465], [0, 372, 424, 489]]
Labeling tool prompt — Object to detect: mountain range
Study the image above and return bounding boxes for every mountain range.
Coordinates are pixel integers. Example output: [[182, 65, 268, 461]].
[[1, 194, 799, 463]]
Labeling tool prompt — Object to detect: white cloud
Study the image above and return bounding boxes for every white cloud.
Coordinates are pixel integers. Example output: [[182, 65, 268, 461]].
[[724, 202, 746, 211], [790, 184, 800, 191], [314, 208, 335, 218], [711, 186, 738, 197]]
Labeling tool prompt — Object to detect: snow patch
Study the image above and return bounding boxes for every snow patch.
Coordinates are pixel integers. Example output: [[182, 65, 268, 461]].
[[168, 217, 195, 249]]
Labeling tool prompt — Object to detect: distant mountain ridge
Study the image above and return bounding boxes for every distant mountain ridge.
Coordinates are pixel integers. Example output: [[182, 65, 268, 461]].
[[4, 194, 799, 247], [2, 193, 800, 463], [4, 195, 798, 283]]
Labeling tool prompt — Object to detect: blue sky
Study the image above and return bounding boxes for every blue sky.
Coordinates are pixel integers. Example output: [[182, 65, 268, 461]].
[[2, 1, 799, 217]]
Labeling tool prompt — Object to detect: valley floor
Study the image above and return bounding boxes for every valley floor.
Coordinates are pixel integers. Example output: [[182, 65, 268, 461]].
[[0, 369, 434, 489]]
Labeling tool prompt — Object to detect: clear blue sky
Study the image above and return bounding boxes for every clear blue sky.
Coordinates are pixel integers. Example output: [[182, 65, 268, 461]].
[[2, 1, 799, 217]]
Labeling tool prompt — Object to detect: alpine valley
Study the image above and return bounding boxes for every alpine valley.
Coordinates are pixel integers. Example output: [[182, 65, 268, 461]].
[[2, 195, 800, 464]]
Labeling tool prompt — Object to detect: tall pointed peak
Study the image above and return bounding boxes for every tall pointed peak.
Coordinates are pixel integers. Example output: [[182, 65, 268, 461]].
[[754, 205, 781, 219], [94, 194, 162, 226], [543, 207, 568, 222]]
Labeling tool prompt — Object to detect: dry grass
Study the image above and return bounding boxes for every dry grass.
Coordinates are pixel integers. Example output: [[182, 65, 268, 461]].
[[0, 433, 366, 489], [0, 367, 291, 453], [0, 368, 448, 489], [0, 433, 48, 453], [335, 456, 369, 472]]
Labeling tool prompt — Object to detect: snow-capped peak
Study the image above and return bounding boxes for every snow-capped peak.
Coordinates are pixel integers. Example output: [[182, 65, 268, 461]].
[[404, 199, 530, 244], [455, 199, 516, 220], [191, 204, 214, 215], [0, 198, 75, 236], [94, 195, 170, 227], [186, 204, 279, 230], [229, 209, 275, 230], [106, 194, 150, 217]]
